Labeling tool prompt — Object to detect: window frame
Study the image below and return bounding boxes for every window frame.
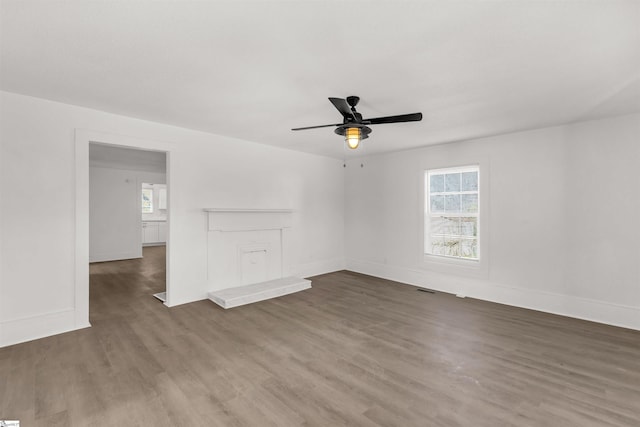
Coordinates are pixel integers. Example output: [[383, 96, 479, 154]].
[[419, 155, 488, 280], [141, 187, 154, 214], [425, 165, 480, 261]]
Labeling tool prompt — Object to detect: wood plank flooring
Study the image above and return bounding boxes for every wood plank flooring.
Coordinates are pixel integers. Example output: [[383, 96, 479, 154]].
[[1, 246, 639, 426]]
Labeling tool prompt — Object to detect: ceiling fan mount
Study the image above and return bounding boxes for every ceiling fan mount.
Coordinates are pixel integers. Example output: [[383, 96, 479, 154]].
[[291, 95, 422, 150], [346, 95, 360, 109]]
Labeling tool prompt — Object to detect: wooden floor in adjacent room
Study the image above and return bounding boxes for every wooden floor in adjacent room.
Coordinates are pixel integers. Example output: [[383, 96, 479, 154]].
[[1, 246, 639, 426]]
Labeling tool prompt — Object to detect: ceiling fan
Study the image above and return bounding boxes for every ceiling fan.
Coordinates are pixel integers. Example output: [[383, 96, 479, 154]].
[[291, 96, 422, 150]]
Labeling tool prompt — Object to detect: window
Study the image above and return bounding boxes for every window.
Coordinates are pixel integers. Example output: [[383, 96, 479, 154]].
[[425, 166, 479, 260], [142, 188, 153, 213]]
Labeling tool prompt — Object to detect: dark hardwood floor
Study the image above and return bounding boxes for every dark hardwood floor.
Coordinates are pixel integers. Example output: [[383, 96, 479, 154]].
[[2, 246, 639, 426]]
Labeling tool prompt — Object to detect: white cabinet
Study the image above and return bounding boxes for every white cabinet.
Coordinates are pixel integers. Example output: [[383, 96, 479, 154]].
[[142, 222, 158, 243], [158, 188, 167, 210], [142, 221, 167, 245], [158, 221, 167, 242]]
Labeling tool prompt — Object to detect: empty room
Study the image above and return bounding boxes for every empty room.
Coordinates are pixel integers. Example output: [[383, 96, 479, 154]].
[[1, 1, 639, 426]]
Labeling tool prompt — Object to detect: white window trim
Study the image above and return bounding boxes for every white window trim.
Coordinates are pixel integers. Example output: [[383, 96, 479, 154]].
[[426, 165, 480, 261], [419, 159, 489, 279]]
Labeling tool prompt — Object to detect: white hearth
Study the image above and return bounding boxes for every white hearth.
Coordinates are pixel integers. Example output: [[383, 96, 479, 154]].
[[204, 208, 311, 308]]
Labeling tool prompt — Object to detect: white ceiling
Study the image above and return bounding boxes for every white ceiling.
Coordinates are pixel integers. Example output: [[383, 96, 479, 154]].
[[2, 1, 639, 158]]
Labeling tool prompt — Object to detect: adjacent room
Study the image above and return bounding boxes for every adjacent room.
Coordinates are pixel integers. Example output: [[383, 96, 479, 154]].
[[1, 1, 639, 426], [89, 143, 169, 301]]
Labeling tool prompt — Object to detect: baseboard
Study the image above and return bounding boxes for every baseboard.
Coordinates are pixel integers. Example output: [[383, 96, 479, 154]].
[[346, 259, 640, 331], [0, 309, 91, 348], [291, 257, 345, 279], [89, 251, 142, 263], [163, 292, 208, 308]]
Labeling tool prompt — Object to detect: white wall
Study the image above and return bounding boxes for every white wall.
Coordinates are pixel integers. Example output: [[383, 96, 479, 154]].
[[90, 167, 166, 262], [0, 91, 345, 347], [345, 113, 640, 330]]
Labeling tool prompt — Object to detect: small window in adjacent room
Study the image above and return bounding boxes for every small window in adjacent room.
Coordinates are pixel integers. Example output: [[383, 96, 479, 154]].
[[142, 188, 153, 213], [425, 166, 479, 260]]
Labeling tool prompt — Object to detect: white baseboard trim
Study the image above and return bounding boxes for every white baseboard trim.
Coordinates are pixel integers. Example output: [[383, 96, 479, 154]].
[[291, 257, 345, 279], [0, 308, 91, 348], [346, 259, 640, 331], [164, 292, 208, 308], [90, 251, 142, 263]]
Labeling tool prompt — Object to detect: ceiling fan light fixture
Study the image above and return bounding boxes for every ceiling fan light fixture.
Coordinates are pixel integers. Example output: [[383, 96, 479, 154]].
[[345, 127, 361, 149], [291, 96, 422, 150]]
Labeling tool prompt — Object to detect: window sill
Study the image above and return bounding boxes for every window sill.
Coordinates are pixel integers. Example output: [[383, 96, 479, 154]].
[[421, 253, 488, 279]]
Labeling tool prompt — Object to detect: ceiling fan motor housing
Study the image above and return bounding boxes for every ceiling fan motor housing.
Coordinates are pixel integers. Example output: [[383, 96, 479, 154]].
[[335, 124, 371, 139]]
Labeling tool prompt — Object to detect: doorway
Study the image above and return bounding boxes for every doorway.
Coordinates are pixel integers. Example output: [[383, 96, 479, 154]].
[[141, 182, 168, 302], [88, 143, 168, 303], [75, 130, 172, 329]]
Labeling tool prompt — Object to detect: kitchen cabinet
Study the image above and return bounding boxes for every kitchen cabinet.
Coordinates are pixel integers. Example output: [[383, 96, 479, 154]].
[[142, 221, 167, 245], [158, 188, 167, 210], [158, 221, 167, 242]]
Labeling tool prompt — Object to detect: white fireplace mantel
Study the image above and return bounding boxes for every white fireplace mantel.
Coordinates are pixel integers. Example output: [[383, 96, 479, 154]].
[[204, 208, 294, 232], [203, 208, 310, 308], [204, 208, 293, 213]]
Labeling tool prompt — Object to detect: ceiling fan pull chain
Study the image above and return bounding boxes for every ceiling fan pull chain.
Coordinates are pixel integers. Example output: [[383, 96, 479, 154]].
[[343, 136, 347, 168]]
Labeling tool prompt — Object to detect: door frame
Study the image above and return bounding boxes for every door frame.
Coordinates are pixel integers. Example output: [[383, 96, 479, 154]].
[[75, 129, 173, 327]]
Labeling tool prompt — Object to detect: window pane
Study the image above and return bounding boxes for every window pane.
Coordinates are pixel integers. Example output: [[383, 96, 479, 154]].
[[460, 238, 478, 259], [431, 216, 460, 235], [142, 188, 153, 214], [443, 216, 460, 235], [431, 236, 445, 255], [443, 236, 461, 257], [445, 173, 460, 192], [430, 216, 445, 234], [461, 194, 478, 213], [444, 194, 460, 213], [460, 217, 477, 237], [462, 171, 478, 191], [430, 174, 444, 193], [430, 195, 444, 213]]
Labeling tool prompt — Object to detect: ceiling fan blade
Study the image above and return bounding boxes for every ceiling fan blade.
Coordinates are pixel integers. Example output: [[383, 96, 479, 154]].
[[329, 97, 356, 120], [291, 123, 342, 131], [365, 112, 423, 125]]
